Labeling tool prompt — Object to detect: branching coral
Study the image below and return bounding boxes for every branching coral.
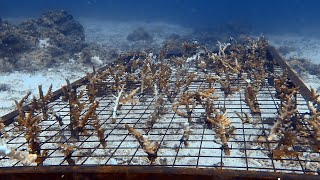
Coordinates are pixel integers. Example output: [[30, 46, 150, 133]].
[[155, 62, 172, 94], [267, 91, 297, 141], [308, 102, 320, 143], [120, 87, 140, 105], [173, 86, 217, 123], [14, 96, 47, 165], [310, 88, 320, 104], [218, 76, 240, 97], [61, 79, 85, 139], [108, 63, 127, 91], [14, 92, 31, 127], [92, 116, 106, 148], [58, 143, 75, 165], [274, 73, 298, 101], [173, 93, 194, 122], [125, 124, 159, 161], [145, 84, 167, 129], [272, 132, 299, 161], [0, 119, 8, 138], [209, 41, 240, 75], [86, 72, 99, 103], [235, 112, 253, 124], [139, 60, 154, 94], [76, 101, 99, 134], [206, 109, 235, 156], [244, 82, 260, 114], [37, 84, 52, 121]]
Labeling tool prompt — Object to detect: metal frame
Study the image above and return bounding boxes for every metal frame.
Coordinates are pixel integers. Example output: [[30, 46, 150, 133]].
[[0, 45, 319, 179]]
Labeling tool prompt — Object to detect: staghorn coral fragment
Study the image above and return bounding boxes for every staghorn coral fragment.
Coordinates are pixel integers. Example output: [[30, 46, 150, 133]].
[[76, 101, 99, 134], [310, 88, 320, 104], [58, 143, 75, 165], [0, 119, 8, 138], [38, 84, 52, 121], [207, 109, 234, 156], [145, 85, 168, 129], [125, 124, 159, 162], [307, 101, 320, 143], [267, 90, 297, 141], [93, 117, 106, 148], [120, 87, 140, 105], [235, 112, 253, 124], [272, 132, 299, 162], [173, 86, 218, 123], [244, 83, 260, 114]]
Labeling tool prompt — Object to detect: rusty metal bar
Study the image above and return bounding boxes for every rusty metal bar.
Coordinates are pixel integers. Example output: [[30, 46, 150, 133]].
[[267, 45, 313, 102], [0, 166, 318, 180]]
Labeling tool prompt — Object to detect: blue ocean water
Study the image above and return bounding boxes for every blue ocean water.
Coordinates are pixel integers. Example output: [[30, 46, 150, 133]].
[[0, 0, 319, 34]]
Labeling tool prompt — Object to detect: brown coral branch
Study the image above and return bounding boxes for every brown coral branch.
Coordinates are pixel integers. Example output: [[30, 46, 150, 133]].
[[38, 84, 52, 121], [267, 92, 297, 141], [206, 109, 234, 156], [244, 83, 260, 114], [93, 117, 106, 148], [125, 124, 159, 161], [235, 112, 253, 124]]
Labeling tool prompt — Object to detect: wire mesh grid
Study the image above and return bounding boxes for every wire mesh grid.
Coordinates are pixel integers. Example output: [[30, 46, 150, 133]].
[[0, 62, 319, 176]]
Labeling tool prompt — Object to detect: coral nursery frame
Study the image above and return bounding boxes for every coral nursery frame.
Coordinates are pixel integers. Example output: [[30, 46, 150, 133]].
[[0, 42, 319, 180]]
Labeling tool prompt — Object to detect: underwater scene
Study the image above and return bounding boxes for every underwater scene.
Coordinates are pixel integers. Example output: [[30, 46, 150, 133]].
[[0, 0, 319, 177]]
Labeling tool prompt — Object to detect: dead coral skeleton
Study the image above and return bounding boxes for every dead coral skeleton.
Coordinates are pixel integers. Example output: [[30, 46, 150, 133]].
[[0, 138, 37, 165], [111, 85, 140, 123]]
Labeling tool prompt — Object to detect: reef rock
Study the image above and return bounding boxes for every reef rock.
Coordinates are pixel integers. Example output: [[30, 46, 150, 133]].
[[127, 27, 153, 42], [0, 10, 87, 71]]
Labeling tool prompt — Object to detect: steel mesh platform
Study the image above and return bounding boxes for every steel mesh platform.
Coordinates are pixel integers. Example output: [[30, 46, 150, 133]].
[[0, 44, 319, 179]]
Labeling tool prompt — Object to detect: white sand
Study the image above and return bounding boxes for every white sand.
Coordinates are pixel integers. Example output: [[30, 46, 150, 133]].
[[0, 65, 86, 116], [268, 33, 320, 91], [268, 34, 320, 64]]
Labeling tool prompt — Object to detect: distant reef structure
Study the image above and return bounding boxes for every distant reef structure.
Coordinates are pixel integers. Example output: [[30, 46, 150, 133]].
[[0, 10, 107, 71]]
